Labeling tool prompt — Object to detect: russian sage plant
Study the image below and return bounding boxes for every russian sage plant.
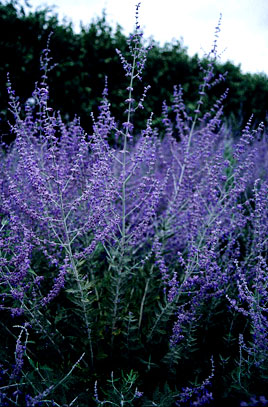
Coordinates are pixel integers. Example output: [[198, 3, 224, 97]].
[[0, 2, 267, 406]]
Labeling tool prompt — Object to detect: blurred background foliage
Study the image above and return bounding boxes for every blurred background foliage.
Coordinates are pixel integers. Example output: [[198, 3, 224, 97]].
[[0, 0, 268, 144]]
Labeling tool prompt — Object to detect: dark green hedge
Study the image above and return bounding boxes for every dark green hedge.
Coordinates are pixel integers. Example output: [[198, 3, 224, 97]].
[[0, 0, 267, 144]]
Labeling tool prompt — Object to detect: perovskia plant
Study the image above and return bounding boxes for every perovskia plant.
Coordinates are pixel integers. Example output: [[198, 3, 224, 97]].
[[0, 2, 267, 406]]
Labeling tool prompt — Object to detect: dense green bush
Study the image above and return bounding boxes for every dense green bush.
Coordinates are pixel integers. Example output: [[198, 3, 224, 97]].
[[0, 0, 267, 145]]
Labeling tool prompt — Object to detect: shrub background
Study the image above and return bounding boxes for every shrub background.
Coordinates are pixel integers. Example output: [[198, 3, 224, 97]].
[[0, 0, 268, 144]]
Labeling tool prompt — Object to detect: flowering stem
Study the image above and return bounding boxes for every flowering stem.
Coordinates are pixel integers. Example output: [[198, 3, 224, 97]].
[[57, 176, 94, 367], [110, 41, 138, 348], [177, 90, 204, 187], [138, 277, 150, 329], [121, 48, 137, 249]]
